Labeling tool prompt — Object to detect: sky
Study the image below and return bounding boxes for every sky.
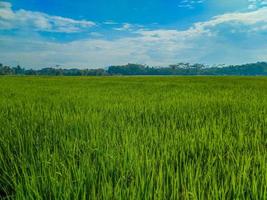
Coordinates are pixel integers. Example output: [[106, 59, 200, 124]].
[[1, 0, 267, 68]]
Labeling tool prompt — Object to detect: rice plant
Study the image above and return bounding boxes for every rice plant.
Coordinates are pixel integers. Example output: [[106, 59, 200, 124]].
[[0, 76, 266, 200]]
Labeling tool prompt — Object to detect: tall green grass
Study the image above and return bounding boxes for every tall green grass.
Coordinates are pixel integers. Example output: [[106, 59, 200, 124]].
[[0, 76, 267, 199]]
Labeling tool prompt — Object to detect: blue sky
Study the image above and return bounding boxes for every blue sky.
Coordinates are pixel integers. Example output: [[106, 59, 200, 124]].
[[1, 0, 267, 68]]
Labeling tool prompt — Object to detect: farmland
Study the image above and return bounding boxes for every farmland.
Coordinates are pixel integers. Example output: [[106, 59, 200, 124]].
[[0, 76, 267, 199]]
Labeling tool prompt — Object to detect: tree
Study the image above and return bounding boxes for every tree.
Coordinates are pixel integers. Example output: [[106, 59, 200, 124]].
[[14, 65, 25, 74]]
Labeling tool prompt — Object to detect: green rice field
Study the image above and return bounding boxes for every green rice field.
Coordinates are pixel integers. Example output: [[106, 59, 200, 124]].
[[0, 76, 267, 199]]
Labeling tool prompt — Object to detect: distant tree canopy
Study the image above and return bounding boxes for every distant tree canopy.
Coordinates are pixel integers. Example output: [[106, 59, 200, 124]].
[[1, 62, 267, 76]]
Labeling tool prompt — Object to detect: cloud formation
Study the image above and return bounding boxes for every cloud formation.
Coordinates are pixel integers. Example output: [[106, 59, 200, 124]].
[[248, 0, 267, 9], [0, 2, 95, 33], [178, 0, 206, 9], [1, 2, 267, 68]]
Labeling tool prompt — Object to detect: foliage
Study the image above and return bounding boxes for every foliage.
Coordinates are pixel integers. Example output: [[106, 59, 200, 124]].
[[1, 62, 267, 76], [0, 76, 267, 199]]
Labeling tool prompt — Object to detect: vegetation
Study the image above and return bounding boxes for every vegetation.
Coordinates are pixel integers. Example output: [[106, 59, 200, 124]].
[[1, 62, 267, 76], [0, 76, 267, 199]]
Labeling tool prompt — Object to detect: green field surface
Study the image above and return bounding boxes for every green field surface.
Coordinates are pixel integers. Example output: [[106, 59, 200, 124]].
[[0, 76, 267, 199]]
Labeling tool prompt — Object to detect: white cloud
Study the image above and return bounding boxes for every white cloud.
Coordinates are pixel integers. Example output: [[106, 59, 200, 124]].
[[0, 2, 95, 33], [103, 20, 118, 25], [193, 7, 267, 32], [113, 23, 134, 31], [0, 33, 208, 68], [0, 1, 11, 9], [248, 0, 267, 9], [113, 23, 144, 31], [136, 7, 267, 40], [178, 0, 206, 9]]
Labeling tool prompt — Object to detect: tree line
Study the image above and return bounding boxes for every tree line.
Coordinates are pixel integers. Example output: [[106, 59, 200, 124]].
[[1, 62, 267, 76]]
